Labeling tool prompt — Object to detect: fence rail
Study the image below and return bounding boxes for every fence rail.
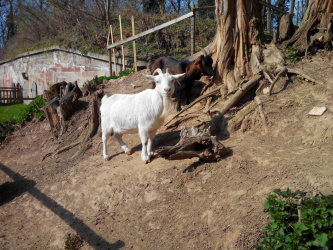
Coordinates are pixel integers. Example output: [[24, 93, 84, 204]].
[[0, 87, 33, 104]]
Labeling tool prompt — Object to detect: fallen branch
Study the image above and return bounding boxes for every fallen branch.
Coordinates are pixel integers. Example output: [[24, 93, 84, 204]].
[[228, 101, 257, 133], [56, 142, 80, 155], [165, 85, 222, 127], [219, 74, 263, 115], [268, 67, 287, 96], [254, 96, 268, 134], [287, 68, 325, 85]]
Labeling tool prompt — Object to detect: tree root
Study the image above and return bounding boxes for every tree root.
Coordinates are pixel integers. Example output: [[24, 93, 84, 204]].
[[287, 68, 325, 85], [254, 96, 268, 134], [268, 67, 287, 96]]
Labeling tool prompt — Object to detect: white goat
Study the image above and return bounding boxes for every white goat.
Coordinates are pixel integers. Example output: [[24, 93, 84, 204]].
[[100, 68, 185, 163]]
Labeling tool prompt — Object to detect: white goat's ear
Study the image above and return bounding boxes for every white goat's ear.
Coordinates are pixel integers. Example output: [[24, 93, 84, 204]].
[[143, 74, 155, 81], [172, 73, 185, 81]]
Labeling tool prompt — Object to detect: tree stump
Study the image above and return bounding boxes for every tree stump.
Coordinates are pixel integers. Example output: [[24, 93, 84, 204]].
[[43, 81, 82, 135], [279, 14, 295, 41], [155, 126, 229, 161]]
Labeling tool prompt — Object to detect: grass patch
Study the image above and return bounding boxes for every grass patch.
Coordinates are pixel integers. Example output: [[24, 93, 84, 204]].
[[0, 104, 27, 124], [0, 95, 45, 125]]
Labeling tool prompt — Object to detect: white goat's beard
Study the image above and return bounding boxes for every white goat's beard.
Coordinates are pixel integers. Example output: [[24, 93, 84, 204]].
[[161, 96, 174, 118]]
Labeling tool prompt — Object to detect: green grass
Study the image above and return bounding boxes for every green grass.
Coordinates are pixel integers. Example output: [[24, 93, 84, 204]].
[[0, 103, 27, 124]]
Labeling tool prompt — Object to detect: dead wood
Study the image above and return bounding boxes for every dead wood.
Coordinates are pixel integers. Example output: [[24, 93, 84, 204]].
[[43, 81, 82, 135], [166, 113, 210, 129], [279, 14, 295, 41], [228, 101, 257, 133], [55, 142, 80, 155], [287, 68, 325, 85], [156, 126, 229, 161], [254, 96, 268, 134], [164, 86, 223, 127], [268, 67, 287, 96], [213, 74, 263, 115]]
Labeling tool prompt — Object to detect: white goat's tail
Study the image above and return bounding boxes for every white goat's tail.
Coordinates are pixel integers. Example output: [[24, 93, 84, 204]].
[[101, 94, 108, 105]]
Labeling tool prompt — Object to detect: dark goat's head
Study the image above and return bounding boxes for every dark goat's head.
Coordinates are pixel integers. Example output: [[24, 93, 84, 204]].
[[186, 54, 214, 77]]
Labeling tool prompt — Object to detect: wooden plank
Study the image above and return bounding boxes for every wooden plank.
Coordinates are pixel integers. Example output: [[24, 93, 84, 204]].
[[131, 16, 137, 72], [259, 0, 288, 14], [107, 12, 194, 49], [0, 98, 35, 101]]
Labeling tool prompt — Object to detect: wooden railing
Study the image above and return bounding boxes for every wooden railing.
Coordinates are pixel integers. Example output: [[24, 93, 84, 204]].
[[0, 87, 34, 104]]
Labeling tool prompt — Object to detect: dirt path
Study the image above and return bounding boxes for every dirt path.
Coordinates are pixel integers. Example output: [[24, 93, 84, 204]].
[[0, 54, 332, 249]]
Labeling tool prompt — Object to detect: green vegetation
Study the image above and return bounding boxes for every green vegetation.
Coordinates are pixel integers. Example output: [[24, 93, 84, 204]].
[[0, 95, 45, 126], [16, 95, 45, 124], [89, 69, 134, 85], [255, 188, 333, 249], [64, 233, 83, 250], [0, 104, 27, 124], [285, 46, 298, 63]]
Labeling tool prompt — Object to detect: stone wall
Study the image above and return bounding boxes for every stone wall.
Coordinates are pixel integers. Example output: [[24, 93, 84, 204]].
[[0, 47, 146, 99]]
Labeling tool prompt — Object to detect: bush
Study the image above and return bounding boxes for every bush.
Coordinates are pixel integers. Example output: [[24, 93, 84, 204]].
[[16, 95, 45, 124], [255, 188, 333, 249], [89, 69, 134, 85]]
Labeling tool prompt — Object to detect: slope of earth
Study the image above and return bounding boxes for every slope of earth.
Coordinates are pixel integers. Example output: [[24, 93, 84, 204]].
[[0, 52, 332, 250]]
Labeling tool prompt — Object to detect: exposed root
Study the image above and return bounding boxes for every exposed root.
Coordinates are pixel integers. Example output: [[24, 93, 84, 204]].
[[287, 68, 325, 85], [254, 96, 268, 134], [268, 67, 287, 96]]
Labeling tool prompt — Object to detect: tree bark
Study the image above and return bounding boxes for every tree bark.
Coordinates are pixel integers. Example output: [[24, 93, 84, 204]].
[[212, 0, 263, 92], [284, 0, 333, 54]]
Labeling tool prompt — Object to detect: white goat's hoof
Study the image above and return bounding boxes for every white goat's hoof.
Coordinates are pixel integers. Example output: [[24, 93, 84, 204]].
[[104, 157, 110, 161], [126, 150, 133, 155]]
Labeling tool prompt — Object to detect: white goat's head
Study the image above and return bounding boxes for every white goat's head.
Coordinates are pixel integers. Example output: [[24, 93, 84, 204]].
[[144, 68, 185, 98]]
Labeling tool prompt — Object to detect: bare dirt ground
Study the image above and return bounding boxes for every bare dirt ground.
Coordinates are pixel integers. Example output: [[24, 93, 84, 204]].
[[0, 51, 333, 250]]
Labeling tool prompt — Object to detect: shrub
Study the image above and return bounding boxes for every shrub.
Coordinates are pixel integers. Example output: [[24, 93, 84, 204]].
[[89, 69, 134, 85], [16, 95, 45, 124], [255, 188, 333, 249], [285, 46, 298, 63]]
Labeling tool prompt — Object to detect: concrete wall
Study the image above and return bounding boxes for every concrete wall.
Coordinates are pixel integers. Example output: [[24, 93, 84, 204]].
[[0, 47, 146, 99]]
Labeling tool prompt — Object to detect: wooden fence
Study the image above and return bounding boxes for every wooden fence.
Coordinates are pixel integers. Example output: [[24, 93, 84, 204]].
[[106, 2, 287, 73], [0, 86, 35, 104]]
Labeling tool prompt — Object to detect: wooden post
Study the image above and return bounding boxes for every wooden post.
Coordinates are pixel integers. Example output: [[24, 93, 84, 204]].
[[107, 27, 112, 76], [110, 25, 117, 76], [131, 16, 137, 72], [289, 0, 295, 15], [267, 0, 272, 34], [119, 15, 125, 72], [296, 1, 299, 26], [191, 7, 196, 55]]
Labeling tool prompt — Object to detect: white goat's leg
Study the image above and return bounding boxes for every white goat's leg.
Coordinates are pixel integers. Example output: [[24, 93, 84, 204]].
[[114, 133, 132, 155], [147, 130, 157, 159], [139, 128, 149, 163], [102, 131, 110, 160]]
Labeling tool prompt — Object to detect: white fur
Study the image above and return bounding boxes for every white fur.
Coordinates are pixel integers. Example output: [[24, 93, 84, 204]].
[[100, 69, 185, 163]]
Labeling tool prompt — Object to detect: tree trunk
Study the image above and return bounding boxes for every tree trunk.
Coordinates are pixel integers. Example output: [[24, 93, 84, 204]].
[[212, 0, 263, 92], [284, 0, 333, 55]]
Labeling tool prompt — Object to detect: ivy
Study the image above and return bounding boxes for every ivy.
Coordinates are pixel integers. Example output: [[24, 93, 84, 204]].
[[255, 189, 333, 249]]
